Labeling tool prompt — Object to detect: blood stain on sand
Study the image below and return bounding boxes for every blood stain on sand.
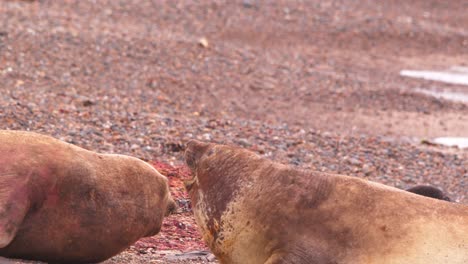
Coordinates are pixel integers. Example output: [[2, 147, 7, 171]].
[[133, 161, 209, 252]]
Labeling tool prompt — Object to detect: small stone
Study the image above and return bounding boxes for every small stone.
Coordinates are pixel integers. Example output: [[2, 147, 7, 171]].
[[202, 133, 212, 140], [237, 138, 251, 147], [242, 0, 255, 8], [82, 100, 95, 107], [15, 80, 24, 87], [207, 253, 217, 261], [130, 144, 139, 150], [362, 164, 373, 175], [344, 156, 362, 166], [198, 37, 209, 48]]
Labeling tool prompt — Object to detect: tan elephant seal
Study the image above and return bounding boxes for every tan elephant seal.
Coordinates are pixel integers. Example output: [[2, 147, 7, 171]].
[[0, 130, 176, 263], [184, 140, 468, 264]]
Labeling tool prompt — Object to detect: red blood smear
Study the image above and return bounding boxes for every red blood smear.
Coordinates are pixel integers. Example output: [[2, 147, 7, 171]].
[[133, 161, 209, 251]]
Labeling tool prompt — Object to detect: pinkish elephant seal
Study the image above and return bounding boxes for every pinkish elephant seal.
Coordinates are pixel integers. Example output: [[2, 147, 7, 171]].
[[184, 140, 468, 264], [0, 130, 176, 263]]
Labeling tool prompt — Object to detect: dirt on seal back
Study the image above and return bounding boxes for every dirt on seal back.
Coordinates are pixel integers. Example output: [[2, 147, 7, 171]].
[[0, 0, 466, 263]]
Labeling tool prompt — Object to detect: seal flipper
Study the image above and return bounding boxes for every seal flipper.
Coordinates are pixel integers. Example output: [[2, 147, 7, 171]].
[[0, 171, 30, 248]]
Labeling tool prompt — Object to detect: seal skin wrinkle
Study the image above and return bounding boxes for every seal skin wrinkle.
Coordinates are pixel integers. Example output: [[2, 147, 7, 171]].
[[0, 130, 176, 263], [184, 140, 468, 264]]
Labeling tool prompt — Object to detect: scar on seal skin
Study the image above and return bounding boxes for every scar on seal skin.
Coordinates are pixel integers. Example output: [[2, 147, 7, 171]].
[[0, 130, 176, 263], [406, 185, 452, 201], [184, 140, 468, 264]]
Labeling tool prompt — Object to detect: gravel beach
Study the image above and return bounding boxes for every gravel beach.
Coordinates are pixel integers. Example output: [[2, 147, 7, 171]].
[[1, 0, 466, 263]]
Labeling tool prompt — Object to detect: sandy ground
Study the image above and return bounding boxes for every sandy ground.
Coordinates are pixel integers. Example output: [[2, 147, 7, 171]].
[[0, 0, 467, 263]]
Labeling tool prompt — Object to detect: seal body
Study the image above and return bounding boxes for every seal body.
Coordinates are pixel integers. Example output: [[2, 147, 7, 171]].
[[0, 130, 175, 263], [184, 140, 468, 264]]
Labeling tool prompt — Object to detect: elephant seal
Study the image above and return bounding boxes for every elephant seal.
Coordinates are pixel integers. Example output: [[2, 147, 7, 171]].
[[184, 140, 468, 264], [406, 185, 451, 201], [0, 130, 175, 263]]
